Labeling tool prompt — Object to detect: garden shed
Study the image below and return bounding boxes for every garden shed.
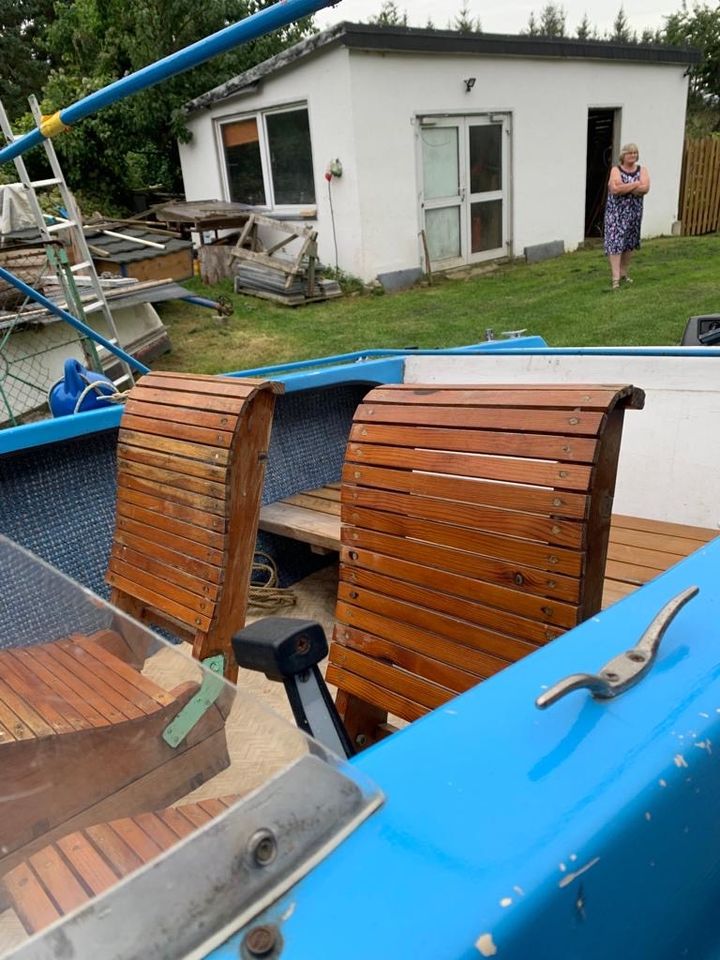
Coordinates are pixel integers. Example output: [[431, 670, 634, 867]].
[[179, 23, 698, 284]]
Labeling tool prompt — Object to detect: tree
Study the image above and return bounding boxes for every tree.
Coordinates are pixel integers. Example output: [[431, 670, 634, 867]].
[[576, 14, 596, 40], [36, 0, 315, 209], [611, 6, 635, 42], [639, 27, 662, 44], [369, 2, 407, 27], [451, 4, 482, 33], [664, 3, 720, 104], [525, 4, 566, 38], [0, 0, 63, 121]]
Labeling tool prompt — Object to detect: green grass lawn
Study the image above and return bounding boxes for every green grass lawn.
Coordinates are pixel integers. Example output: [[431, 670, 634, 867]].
[[154, 234, 720, 374]]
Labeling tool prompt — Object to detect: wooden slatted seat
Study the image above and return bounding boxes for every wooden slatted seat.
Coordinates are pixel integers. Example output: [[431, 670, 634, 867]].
[[107, 371, 283, 679], [1, 797, 238, 936], [324, 383, 645, 747], [0, 634, 233, 868]]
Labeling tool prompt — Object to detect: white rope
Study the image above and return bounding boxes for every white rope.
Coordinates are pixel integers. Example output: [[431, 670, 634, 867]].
[[72, 377, 126, 414]]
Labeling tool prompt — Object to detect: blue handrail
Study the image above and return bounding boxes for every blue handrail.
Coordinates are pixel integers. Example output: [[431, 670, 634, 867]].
[[0, 0, 338, 165]]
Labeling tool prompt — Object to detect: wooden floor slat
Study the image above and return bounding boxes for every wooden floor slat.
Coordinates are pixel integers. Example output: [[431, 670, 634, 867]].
[[260, 486, 717, 611]]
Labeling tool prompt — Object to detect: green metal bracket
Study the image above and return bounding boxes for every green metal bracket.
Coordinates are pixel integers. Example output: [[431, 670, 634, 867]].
[[45, 244, 103, 373], [162, 654, 226, 749]]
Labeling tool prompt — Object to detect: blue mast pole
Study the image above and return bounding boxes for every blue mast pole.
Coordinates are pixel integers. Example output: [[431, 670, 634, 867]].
[[0, 0, 339, 165]]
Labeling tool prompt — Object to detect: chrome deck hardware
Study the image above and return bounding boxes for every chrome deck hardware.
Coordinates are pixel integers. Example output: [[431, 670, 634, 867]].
[[536, 585, 700, 709]]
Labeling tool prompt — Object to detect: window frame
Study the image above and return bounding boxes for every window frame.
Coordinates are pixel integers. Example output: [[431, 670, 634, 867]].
[[216, 102, 316, 212]]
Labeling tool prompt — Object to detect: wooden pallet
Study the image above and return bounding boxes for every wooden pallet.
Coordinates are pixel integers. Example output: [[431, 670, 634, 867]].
[[259, 485, 716, 608]]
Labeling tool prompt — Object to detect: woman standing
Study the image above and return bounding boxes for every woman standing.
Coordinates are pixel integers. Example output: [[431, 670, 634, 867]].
[[604, 143, 650, 290]]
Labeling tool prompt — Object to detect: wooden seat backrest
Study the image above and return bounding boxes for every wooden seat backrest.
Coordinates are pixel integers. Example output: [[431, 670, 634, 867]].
[[107, 371, 283, 678], [326, 383, 645, 747]]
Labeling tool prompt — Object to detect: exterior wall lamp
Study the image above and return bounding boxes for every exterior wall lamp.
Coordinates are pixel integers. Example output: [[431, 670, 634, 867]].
[[464, 77, 476, 92]]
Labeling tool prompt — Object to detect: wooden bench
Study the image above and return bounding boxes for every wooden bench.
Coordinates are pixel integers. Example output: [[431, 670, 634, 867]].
[[1, 797, 238, 936], [108, 371, 283, 679]]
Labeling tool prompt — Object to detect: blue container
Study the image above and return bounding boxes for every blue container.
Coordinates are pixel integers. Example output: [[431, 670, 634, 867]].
[[49, 359, 116, 417]]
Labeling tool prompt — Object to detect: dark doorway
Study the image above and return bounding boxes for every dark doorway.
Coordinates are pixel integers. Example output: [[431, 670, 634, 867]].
[[585, 109, 616, 238]]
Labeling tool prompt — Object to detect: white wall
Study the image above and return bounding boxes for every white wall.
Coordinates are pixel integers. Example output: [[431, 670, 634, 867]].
[[180, 47, 688, 281], [348, 51, 687, 278]]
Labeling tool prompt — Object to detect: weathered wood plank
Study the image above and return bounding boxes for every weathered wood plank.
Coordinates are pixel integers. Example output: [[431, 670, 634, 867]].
[[349, 422, 599, 463], [345, 442, 593, 491], [353, 402, 604, 435], [342, 465, 590, 519]]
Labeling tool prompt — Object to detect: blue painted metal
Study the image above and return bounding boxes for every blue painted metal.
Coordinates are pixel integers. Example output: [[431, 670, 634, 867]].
[[0, 266, 149, 374], [0, 405, 122, 455], [0, 0, 339, 166], [209, 538, 720, 960], [278, 357, 404, 393], [3, 336, 720, 455], [181, 295, 223, 310], [225, 338, 547, 378]]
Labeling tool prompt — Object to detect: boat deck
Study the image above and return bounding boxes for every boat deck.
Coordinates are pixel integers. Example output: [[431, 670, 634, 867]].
[[259, 484, 717, 610]]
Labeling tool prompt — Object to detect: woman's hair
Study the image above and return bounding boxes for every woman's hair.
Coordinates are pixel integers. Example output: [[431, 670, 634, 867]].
[[619, 143, 640, 163]]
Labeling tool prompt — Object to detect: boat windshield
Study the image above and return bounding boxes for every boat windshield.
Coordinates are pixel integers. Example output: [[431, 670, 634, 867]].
[[0, 535, 381, 959]]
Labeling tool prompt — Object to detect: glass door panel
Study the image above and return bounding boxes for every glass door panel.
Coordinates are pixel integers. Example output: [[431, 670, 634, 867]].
[[426, 207, 461, 260], [420, 123, 463, 268], [469, 125, 502, 193], [467, 120, 506, 262], [470, 199, 503, 253], [422, 127, 460, 199]]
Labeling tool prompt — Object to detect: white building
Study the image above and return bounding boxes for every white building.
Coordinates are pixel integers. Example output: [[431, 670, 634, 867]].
[[179, 23, 696, 285]]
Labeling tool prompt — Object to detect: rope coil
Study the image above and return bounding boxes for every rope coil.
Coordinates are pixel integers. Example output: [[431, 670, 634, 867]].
[[249, 552, 296, 610]]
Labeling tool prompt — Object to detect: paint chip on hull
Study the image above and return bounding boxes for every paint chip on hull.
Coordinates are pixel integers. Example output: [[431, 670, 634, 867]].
[[558, 857, 601, 889], [476, 933, 498, 956]]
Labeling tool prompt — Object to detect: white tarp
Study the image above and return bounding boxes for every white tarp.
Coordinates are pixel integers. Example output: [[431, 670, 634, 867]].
[[0, 183, 34, 234]]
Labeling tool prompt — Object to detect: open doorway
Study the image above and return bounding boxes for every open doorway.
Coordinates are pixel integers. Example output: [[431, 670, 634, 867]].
[[585, 109, 618, 238]]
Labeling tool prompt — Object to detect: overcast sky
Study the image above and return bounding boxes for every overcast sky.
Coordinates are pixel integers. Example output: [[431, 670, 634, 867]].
[[313, 1, 676, 38]]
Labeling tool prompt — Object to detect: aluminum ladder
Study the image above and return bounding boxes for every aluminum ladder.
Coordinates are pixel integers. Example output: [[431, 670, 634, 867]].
[[0, 94, 135, 390]]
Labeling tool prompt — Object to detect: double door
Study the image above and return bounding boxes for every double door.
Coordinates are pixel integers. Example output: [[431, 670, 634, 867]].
[[420, 115, 509, 269]]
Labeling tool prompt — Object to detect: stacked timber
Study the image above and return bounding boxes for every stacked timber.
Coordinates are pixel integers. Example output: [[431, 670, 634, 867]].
[[234, 262, 341, 305], [231, 213, 341, 306]]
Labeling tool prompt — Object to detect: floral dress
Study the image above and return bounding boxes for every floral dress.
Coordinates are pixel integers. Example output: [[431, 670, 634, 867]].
[[604, 165, 643, 255]]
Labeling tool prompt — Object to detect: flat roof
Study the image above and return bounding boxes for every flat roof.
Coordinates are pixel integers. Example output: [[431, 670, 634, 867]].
[[184, 21, 700, 113]]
